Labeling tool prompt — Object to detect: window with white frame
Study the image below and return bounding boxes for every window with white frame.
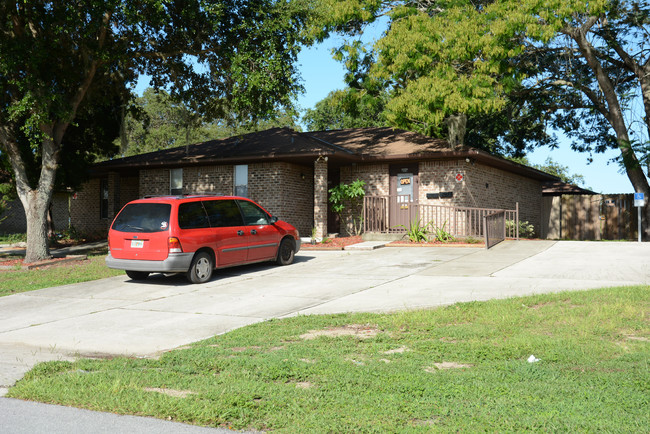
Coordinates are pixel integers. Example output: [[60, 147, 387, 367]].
[[170, 168, 183, 195], [234, 165, 248, 197]]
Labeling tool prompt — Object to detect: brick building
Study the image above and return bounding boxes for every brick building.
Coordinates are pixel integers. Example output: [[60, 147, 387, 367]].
[[0, 127, 558, 238]]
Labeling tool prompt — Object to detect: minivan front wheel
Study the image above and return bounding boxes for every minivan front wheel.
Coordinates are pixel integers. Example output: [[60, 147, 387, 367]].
[[276, 238, 295, 266], [187, 252, 213, 284]]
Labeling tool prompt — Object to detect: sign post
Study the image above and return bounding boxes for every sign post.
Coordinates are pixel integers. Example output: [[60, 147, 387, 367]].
[[634, 193, 645, 242]]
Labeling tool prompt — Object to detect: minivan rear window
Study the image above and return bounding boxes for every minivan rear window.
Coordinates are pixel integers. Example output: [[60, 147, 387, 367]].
[[112, 203, 172, 233]]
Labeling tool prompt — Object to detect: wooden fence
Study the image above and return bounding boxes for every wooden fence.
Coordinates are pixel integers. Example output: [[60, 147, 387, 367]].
[[541, 194, 639, 240], [364, 196, 519, 239]]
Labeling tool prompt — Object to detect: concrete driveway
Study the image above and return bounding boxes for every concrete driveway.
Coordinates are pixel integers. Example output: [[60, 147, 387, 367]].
[[2, 240, 650, 395]]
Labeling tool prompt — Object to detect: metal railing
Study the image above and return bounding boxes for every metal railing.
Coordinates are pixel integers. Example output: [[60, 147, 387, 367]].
[[483, 210, 506, 249], [363, 196, 519, 241]]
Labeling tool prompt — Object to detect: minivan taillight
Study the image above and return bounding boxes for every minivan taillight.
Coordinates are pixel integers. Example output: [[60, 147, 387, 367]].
[[168, 237, 183, 253]]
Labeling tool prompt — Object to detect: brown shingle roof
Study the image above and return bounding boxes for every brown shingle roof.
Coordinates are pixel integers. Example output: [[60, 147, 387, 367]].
[[308, 127, 453, 156], [542, 181, 596, 196], [94, 126, 559, 182]]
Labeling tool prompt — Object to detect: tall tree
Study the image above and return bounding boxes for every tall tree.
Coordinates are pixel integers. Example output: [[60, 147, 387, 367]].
[[303, 88, 389, 130], [119, 88, 303, 156], [313, 0, 650, 237], [0, 0, 311, 262]]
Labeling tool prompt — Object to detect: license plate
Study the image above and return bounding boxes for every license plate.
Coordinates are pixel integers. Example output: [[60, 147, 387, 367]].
[[131, 240, 144, 248]]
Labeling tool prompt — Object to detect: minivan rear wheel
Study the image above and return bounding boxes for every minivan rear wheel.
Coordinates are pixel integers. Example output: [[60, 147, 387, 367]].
[[187, 252, 213, 284], [126, 270, 150, 280]]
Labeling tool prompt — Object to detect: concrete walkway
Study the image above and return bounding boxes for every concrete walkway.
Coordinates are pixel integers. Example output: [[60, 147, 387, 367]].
[[1, 240, 649, 431]]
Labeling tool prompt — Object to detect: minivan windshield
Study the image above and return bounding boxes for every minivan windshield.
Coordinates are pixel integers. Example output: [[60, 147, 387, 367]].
[[112, 203, 172, 233]]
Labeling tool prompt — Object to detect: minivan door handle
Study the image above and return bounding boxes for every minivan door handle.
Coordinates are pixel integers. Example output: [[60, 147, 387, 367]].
[[237, 230, 244, 236], [250, 229, 257, 235]]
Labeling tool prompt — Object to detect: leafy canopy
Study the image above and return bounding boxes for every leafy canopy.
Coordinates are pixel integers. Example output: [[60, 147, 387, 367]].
[[0, 0, 313, 261]]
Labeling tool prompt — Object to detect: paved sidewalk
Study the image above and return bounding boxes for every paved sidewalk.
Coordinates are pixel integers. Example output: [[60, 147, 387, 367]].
[[1, 398, 239, 434]]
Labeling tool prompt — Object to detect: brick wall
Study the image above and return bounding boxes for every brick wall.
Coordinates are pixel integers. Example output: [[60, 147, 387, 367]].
[[333, 159, 542, 234], [139, 169, 170, 197], [67, 173, 140, 236], [249, 162, 313, 236], [418, 160, 542, 230], [69, 177, 107, 235], [183, 166, 233, 195], [313, 159, 328, 238], [336, 164, 390, 235], [340, 164, 390, 196]]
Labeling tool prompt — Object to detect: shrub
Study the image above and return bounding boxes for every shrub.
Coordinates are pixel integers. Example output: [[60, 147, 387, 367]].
[[506, 219, 535, 238], [431, 221, 455, 243]]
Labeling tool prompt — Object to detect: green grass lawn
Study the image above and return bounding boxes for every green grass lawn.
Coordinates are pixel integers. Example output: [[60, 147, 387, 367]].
[[0, 254, 123, 297], [8, 285, 649, 431]]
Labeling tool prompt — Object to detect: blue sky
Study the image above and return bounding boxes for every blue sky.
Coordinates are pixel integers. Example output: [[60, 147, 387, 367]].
[[295, 40, 636, 194]]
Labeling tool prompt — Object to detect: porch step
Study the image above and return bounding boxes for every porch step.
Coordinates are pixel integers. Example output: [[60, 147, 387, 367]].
[[344, 241, 389, 251]]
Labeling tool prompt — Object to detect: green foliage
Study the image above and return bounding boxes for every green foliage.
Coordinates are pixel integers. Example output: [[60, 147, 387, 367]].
[[0, 254, 122, 297], [328, 179, 366, 235], [431, 220, 455, 243], [463, 235, 482, 244], [0, 0, 314, 261], [303, 88, 388, 131], [396, 217, 431, 242], [0, 182, 12, 224], [509, 156, 586, 186], [312, 0, 650, 201], [9, 286, 650, 431], [0, 233, 27, 244], [507, 219, 536, 239], [118, 89, 303, 157]]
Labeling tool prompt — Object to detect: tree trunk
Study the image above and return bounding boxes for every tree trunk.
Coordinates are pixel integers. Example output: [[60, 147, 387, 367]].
[[569, 23, 650, 240], [22, 189, 52, 263]]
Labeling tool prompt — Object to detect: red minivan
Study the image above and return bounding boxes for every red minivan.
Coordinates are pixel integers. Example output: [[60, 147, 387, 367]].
[[106, 195, 300, 283]]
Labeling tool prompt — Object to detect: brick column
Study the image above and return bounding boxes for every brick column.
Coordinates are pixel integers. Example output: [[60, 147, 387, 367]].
[[313, 157, 328, 239]]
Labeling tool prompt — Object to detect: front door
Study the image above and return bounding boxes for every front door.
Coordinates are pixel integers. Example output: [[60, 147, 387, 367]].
[[389, 164, 419, 230]]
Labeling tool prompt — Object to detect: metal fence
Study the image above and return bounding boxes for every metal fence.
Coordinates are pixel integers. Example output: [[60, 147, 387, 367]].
[[483, 210, 506, 249], [363, 196, 519, 240]]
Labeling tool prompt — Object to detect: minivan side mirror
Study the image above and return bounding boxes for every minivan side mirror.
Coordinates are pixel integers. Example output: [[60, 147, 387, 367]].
[[269, 216, 279, 224]]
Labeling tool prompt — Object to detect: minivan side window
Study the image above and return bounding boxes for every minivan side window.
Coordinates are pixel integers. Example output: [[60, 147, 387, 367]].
[[112, 203, 171, 233], [178, 202, 210, 229], [237, 200, 270, 226], [203, 200, 244, 227]]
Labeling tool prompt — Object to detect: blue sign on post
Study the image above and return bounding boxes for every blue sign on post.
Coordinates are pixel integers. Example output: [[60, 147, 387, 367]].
[[634, 193, 645, 207]]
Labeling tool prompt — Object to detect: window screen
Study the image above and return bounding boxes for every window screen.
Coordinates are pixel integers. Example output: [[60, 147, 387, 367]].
[[234, 165, 248, 197], [100, 178, 109, 219], [170, 168, 183, 195], [203, 200, 244, 227]]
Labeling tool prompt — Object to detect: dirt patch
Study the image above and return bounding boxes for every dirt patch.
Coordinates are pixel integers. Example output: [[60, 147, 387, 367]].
[[300, 324, 380, 340], [143, 387, 196, 398], [230, 346, 262, 352], [294, 382, 314, 389], [624, 335, 649, 342], [383, 346, 409, 354], [0, 255, 87, 270], [425, 362, 473, 372]]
